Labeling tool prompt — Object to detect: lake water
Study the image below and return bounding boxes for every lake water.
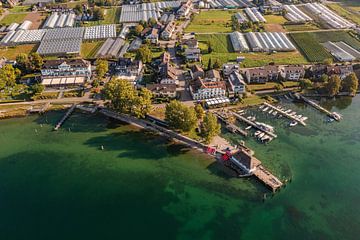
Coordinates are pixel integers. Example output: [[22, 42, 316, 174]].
[[0, 96, 359, 240]]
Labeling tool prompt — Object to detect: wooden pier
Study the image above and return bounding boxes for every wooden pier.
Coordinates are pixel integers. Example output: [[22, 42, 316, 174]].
[[295, 93, 342, 121], [215, 113, 248, 137], [253, 166, 283, 192], [231, 112, 278, 138], [54, 104, 77, 131], [263, 102, 307, 126]]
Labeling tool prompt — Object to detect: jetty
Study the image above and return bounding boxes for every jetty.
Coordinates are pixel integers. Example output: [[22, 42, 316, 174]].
[[28, 102, 51, 114], [54, 104, 77, 131], [263, 102, 307, 126], [231, 111, 277, 138], [294, 93, 342, 121], [214, 112, 248, 137]]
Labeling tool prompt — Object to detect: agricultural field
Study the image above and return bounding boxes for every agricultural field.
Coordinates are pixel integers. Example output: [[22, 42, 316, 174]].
[[0, 44, 37, 59], [81, 41, 104, 59], [326, 3, 360, 25], [185, 10, 236, 33], [8, 6, 31, 13], [196, 34, 307, 68], [289, 31, 360, 62], [0, 13, 28, 25], [283, 23, 320, 32]]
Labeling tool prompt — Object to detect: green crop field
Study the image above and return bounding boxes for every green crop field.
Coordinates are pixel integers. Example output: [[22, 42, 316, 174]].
[[0, 44, 37, 59], [283, 23, 320, 32], [327, 3, 360, 25], [196, 34, 307, 68], [290, 31, 360, 62], [185, 10, 236, 33], [81, 41, 104, 59]]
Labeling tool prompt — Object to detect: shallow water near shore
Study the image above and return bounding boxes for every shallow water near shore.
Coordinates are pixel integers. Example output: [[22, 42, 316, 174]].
[[0, 96, 359, 240]]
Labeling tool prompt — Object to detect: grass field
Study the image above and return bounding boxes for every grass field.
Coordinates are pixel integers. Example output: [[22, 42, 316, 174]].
[[283, 23, 320, 32], [185, 10, 236, 33], [326, 3, 360, 25], [197, 33, 307, 67], [0, 44, 37, 59], [81, 41, 104, 59], [83, 7, 120, 26], [264, 15, 287, 24], [247, 82, 280, 91], [289, 31, 360, 62], [0, 13, 28, 25], [8, 6, 31, 13]]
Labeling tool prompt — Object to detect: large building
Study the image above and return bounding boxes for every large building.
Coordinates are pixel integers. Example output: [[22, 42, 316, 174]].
[[112, 58, 143, 84]]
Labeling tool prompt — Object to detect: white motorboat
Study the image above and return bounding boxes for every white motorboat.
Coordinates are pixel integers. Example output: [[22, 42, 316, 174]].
[[263, 107, 269, 112], [254, 131, 261, 136], [258, 132, 265, 139], [289, 121, 298, 127], [268, 109, 273, 114], [245, 126, 252, 130]]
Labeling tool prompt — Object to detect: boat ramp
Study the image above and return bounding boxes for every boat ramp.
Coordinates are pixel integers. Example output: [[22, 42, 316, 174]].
[[294, 93, 342, 121], [262, 102, 307, 126]]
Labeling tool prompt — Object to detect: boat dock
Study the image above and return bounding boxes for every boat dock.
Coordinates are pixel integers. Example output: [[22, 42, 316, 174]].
[[295, 93, 342, 121], [231, 112, 277, 138], [253, 166, 283, 192], [215, 113, 248, 137], [263, 102, 307, 126], [54, 104, 77, 131]]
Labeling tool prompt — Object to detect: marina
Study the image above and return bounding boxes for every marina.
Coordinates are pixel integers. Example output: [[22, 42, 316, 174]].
[[262, 102, 307, 126]]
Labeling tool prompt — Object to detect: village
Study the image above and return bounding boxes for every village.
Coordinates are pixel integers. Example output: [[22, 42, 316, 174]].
[[0, 0, 360, 192]]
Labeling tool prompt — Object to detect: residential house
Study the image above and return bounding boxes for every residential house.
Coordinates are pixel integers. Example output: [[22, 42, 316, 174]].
[[161, 52, 171, 63], [244, 68, 269, 84], [280, 65, 305, 81], [177, 0, 192, 18], [326, 64, 354, 79], [181, 38, 198, 49], [159, 62, 178, 85], [190, 65, 204, 80], [113, 58, 143, 84], [41, 59, 92, 79], [145, 28, 159, 44], [184, 48, 201, 62], [222, 63, 240, 77], [310, 64, 327, 79], [228, 71, 246, 96], [161, 21, 176, 40], [264, 65, 279, 81], [146, 83, 177, 98], [190, 69, 226, 100]]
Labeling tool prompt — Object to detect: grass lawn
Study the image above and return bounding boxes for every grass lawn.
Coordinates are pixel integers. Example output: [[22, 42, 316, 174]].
[[81, 41, 104, 59], [282, 81, 300, 88], [0, 13, 28, 25], [290, 30, 360, 62], [283, 23, 320, 32], [326, 3, 360, 25], [197, 33, 233, 53], [247, 82, 280, 91], [0, 44, 37, 59], [264, 15, 287, 24], [8, 6, 31, 13], [185, 10, 236, 33], [238, 95, 265, 107], [82, 7, 120, 26]]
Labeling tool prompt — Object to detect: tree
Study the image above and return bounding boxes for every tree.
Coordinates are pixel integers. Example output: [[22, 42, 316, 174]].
[[148, 17, 157, 27], [104, 79, 152, 118], [30, 83, 44, 95], [319, 73, 329, 83], [136, 45, 152, 63], [165, 100, 197, 132], [16, 53, 29, 73], [342, 73, 359, 96], [0, 64, 18, 90], [325, 75, 341, 97], [96, 59, 108, 79], [201, 112, 221, 144], [194, 104, 205, 120], [207, 58, 212, 70], [74, 4, 83, 15], [213, 59, 220, 69], [299, 79, 313, 90], [28, 52, 43, 72], [135, 24, 144, 36], [323, 58, 333, 66], [93, 7, 104, 20]]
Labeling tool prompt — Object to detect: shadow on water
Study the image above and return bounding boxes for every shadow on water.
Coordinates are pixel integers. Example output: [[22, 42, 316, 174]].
[[0, 150, 180, 240], [84, 129, 190, 160], [321, 96, 353, 110]]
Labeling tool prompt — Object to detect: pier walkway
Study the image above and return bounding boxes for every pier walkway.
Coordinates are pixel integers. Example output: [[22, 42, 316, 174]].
[[54, 104, 77, 131], [295, 93, 342, 121], [231, 112, 277, 138], [263, 102, 307, 126], [214, 113, 248, 137], [253, 166, 283, 192]]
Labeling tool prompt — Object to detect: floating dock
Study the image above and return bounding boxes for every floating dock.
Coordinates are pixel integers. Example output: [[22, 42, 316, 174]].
[[231, 111, 278, 138], [54, 104, 77, 131], [294, 93, 342, 121], [263, 102, 307, 126]]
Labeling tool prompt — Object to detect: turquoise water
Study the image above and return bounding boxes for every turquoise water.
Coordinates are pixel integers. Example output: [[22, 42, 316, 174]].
[[0, 96, 359, 239]]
